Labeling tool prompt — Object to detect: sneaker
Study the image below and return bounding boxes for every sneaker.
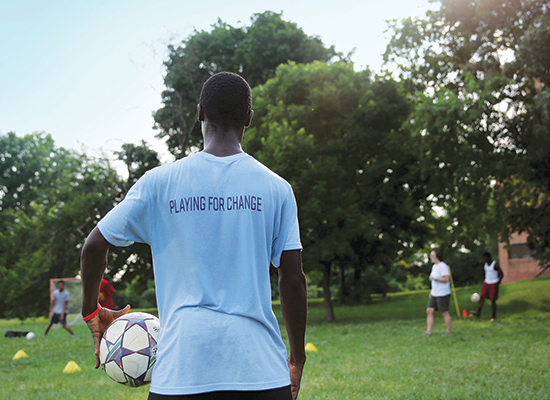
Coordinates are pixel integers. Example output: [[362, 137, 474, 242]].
[[471, 311, 480, 318], [422, 331, 432, 336]]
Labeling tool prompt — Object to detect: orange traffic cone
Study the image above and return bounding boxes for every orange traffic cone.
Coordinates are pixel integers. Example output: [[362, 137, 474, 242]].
[[462, 309, 468, 317]]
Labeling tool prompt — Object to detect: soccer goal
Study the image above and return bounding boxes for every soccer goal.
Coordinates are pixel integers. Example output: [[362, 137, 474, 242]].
[[49, 277, 83, 326]]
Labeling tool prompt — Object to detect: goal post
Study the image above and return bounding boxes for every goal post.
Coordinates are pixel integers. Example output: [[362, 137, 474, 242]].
[[49, 277, 83, 325]]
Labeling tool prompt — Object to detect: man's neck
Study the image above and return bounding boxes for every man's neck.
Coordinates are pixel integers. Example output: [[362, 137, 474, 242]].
[[202, 142, 243, 157], [202, 124, 244, 157]]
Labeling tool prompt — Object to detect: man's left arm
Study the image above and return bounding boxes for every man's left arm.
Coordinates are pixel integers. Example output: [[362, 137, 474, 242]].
[[495, 262, 504, 283]]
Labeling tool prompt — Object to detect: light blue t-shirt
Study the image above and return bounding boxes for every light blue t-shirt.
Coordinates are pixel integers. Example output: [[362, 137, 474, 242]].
[[97, 152, 302, 395]]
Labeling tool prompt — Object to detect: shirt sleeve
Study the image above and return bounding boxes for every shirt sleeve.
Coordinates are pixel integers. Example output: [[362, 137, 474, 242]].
[[440, 263, 450, 277], [97, 172, 153, 246], [271, 183, 302, 267]]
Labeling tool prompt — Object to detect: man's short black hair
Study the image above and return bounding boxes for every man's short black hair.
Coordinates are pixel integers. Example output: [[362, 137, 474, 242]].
[[434, 249, 444, 261], [483, 251, 491, 258], [199, 72, 252, 130]]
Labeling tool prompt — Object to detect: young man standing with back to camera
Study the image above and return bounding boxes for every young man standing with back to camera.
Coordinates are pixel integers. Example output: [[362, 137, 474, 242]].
[[80, 72, 307, 400]]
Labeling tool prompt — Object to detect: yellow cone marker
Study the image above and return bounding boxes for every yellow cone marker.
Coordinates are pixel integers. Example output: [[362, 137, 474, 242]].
[[12, 350, 28, 360], [305, 342, 318, 352], [63, 361, 82, 373]]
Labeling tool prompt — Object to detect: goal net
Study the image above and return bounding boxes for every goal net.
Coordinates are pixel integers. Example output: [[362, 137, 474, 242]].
[[49, 277, 83, 326]]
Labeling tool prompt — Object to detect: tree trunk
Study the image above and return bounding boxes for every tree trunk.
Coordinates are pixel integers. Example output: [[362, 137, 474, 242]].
[[340, 264, 348, 300], [322, 262, 336, 322]]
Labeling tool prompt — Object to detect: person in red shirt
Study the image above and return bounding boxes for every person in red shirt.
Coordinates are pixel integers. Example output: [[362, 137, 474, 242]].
[[99, 278, 116, 309]]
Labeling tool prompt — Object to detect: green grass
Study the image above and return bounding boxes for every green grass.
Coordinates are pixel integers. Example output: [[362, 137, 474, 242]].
[[2, 278, 550, 399]]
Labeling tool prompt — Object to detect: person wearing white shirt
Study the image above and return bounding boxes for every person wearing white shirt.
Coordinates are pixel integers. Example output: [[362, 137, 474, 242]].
[[423, 250, 452, 336], [44, 280, 74, 336]]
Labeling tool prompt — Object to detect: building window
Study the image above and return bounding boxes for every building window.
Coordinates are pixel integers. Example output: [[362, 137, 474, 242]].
[[509, 243, 532, 259]]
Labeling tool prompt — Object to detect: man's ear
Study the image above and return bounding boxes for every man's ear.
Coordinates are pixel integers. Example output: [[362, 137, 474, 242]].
[[197, 104, 205, 122], [244, 109, 254, 128]]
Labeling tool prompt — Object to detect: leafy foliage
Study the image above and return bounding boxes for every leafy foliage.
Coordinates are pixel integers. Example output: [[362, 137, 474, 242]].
[[5, 1, 549, 320], [245, 62, 429, 317], [0, 132, 124, 318], [0, 133, 160, 319], [153, 11, 338, 158], [384, 0, 550, 267], [115, 140, 161, 193]]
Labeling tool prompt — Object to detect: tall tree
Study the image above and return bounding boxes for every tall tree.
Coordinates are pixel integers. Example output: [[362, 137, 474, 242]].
[[0, 132, 124, 318], [115, 140, 161, 193], [153, 11, 338, 159], [384, 0, 550, 266], [245, 62, 428, 321], [0, 133, 161, 318], [0, 132, 60, 217]]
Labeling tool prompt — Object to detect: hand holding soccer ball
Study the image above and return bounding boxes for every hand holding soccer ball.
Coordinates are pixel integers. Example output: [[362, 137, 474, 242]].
[[99, 312, 160, 387], [84, 305, 131, 369]]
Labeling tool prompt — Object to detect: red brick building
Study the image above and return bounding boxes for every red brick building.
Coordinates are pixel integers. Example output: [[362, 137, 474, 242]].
[[498, 232, 550, 283]]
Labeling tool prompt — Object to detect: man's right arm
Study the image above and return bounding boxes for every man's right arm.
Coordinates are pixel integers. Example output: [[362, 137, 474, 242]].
[[81, 227, 129, 368], [278, 249, 307, 400]]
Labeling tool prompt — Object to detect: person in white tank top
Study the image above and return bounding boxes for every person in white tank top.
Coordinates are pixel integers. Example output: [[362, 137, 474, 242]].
[[472, 252, 504, 320]]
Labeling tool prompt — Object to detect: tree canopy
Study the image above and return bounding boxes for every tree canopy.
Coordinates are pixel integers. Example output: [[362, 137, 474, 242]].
[[245, 61, 429, 320], [153, 11, 339, 159], [0, 132, 123, 317], [3, 1, 550, 320], [384, 0, 550, 268], [0, 132, 161, 318]]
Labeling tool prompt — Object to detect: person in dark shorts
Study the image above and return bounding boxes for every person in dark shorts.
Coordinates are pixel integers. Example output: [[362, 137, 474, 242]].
[[80, 72, 307, 400], [44, 280, 74, 336], [472, 252, 504, 321], [423, 250, 452, 336]]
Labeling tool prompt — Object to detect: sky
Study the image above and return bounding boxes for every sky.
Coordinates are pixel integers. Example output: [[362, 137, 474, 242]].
[[0, 0, 431, 166]]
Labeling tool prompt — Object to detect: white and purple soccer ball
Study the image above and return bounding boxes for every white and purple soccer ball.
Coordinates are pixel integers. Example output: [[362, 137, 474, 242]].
[[99, 312, 160, 387]]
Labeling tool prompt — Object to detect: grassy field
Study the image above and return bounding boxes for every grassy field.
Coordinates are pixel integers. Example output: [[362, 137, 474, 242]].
[[2, 277, 549, 399]]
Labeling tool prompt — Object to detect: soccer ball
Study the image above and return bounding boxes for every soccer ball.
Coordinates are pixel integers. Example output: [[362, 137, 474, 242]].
[[470, 293, 480, 302], [99, 312, 160, 387]]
